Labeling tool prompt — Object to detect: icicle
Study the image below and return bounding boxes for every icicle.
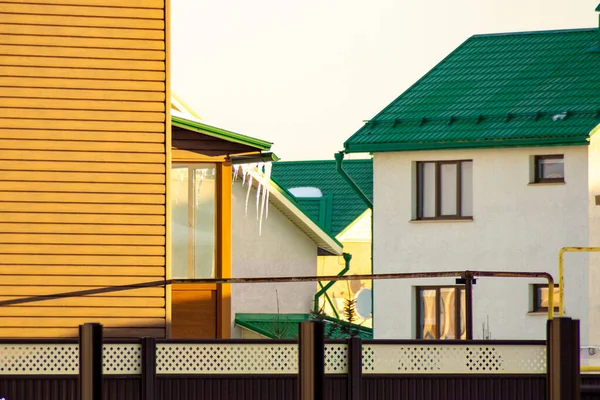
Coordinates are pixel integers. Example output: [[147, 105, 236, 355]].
[[245, 175, 253, 216], [232, 165, 239, 184], [241, 164, 248, 187], [263, 162, 272, 219]]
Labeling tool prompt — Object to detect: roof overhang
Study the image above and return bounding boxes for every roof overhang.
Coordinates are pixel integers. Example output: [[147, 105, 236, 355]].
[[241, 170, 343, 256]]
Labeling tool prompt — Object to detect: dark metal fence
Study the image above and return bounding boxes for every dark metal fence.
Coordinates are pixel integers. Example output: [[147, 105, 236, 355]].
[[0, 335, 571, 400]]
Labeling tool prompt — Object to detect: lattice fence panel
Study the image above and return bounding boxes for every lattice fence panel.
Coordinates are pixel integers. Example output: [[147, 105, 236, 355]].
[[0, 344, 143, 375], [0, 344, 78, 375], [103, 344, 142, 375], [324, 344, 348, 374], [156, 343, 298, 374], [362, 344, 546, 374]]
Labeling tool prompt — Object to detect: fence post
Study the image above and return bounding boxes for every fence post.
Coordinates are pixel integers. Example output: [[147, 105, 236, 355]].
[[141, 337, 156, 400], [546, 317, 580, 400], [298, 320, 325, 400], [347, 337, 362, 400], [79, 322, 103, 400]]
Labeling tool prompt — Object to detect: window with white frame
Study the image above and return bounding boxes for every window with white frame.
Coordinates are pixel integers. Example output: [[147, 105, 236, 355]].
[[416, 160, 473, 219]]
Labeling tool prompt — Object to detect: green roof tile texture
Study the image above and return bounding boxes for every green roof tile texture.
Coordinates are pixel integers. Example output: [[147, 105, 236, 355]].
[[235, 313, 373, 340], [344, 29, 600, 152], [271, 160, 372, 237]]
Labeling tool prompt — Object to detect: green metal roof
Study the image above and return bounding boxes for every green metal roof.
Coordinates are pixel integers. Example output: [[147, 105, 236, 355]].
[[344, 28, 600, 153], [235, 313, 373, 340], [271, 160, 373, 237], [172, 115, 273, 151]]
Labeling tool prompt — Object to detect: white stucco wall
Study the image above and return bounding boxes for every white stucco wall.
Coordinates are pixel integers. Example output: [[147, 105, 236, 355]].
[[373, 145, 589, 342], [231, 181, 318, 338], [588, 130, 600, 345]]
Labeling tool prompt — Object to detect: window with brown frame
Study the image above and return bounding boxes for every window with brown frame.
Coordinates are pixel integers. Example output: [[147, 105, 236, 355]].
[[534, 155, 564, 183], [416, 286, 466, 340], [532, 284, 560, 312], [416, 160, 473, 220]]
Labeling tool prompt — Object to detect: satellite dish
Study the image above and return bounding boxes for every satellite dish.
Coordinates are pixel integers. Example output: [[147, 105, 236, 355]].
[[354, 288, 372, 319]]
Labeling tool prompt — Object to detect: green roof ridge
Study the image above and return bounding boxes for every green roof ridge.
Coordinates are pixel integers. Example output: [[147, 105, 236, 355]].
[[471, 27, 596, 38]]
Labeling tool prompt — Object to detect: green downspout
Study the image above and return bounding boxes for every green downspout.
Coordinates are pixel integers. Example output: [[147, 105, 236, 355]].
[[314, 253, 352, 313], [334, 152, 373, 209], [318, 282, 340, 319], [335, 151, 375, 325]]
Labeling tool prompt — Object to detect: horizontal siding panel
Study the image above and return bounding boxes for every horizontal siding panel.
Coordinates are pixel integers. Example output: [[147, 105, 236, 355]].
[[0, 296, 164, 307], [0, 275, 162, 286], [0, 181, 165, 194], [0, 202, 164, 214], [0, 254, 164, 266], [0, 265, 164, 276], [0, 285, 163, 296], [0, 3, 164, 19], [173, 149, 227, 162], [0, 13, 164, 29], [0, 108, 164, 122], [0, 0, 164, 8], [0, 34, 164, 51], [0, 139, 164, 153], [1, 44, 165, 60], [0, 327, 165, 338], [0, 160, 165, 173], [0, 307, 165, 317], [0, 149, 165, 162], [0, 98, 165, 112], [0, 119, 164, 132], [0, 192, 164, 204], [0, 213, 164, 225], [0, 130, 165, 143], [0, 244, 165, 256], [0, 234, 165, 245], [0, 65, 165, 80], [0, 171, 164, 184], [0, 317, 163, 327], [0, 224, 165, 235], [0, 76, 164, 90], [0, 55, 165, 71]]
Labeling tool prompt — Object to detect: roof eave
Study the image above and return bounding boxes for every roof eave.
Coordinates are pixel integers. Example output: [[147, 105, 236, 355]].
[[246, 172, 344, 255], [344, 137, 590, 153], [172, 115, 273, 151]]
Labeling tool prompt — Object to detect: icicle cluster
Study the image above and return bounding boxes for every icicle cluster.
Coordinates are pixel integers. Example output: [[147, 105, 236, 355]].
[[234, 161, 273, 236]]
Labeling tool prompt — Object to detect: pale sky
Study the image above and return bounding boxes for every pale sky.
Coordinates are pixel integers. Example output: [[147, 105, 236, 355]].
[[171, 0, 599, 161]]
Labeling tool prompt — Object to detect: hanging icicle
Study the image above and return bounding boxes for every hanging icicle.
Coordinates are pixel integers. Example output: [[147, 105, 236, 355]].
[[245, 175, 253, 216]]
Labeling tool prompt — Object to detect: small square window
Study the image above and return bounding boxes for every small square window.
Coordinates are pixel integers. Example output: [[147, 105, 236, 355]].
[[416, 286, 466, 339], [534, 155, 564, 183], [532, 284, 560, 312]]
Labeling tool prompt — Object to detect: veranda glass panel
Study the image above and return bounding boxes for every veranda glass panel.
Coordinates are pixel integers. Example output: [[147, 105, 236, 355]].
[[420, 289, 437, 339], [194, 166, 217, 278], [440, 163, 457, 215], [171, 166, 189, 279]]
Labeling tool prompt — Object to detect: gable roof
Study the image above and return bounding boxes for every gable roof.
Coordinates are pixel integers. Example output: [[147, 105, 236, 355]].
[[271, 160, 372, 237], [344, 28, 600, 153], [236, 168, 343, 255]]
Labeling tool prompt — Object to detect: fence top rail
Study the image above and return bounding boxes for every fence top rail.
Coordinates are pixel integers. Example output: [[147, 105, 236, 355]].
[[361, 339, 547, 346], [156, 338, 298, 345], [0, 338, 143, 345]]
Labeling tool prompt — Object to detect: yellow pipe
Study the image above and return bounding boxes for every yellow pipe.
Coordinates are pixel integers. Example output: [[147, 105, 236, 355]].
[[558, 247, 600, 316], [581, 365, 600, 372]]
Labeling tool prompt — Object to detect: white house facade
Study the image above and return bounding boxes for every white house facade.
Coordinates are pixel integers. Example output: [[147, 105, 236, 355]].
[[341, 22, 600, 344]]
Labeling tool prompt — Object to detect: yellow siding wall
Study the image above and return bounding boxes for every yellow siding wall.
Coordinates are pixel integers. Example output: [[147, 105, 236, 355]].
[[0, 0, 167, 337]]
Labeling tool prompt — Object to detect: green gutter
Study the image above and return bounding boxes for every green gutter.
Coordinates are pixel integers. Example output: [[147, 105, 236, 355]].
[[172, 115, 273, 151], [334, 152, 373, 209], [314, 253, 351, 313], [343, 136, 589, 154]]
